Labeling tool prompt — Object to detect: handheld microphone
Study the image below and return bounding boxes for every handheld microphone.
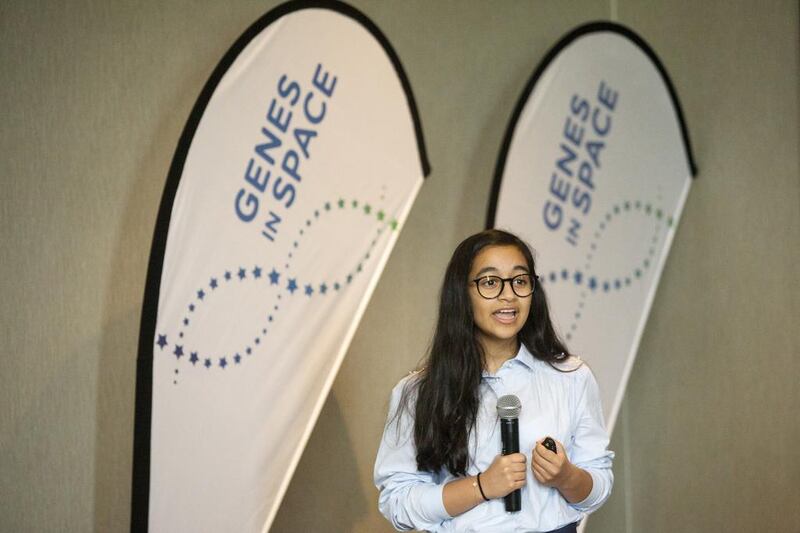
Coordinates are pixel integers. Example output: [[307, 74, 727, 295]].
[[496, 394, 522, 512]]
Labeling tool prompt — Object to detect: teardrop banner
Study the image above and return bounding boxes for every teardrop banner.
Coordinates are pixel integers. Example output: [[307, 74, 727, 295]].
[[489, 22, 696, 434], [131, 2, 429, 531]]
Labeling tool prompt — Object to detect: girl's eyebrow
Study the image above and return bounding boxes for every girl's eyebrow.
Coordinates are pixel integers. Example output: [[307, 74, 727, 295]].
[[473, 265, 529, 277]]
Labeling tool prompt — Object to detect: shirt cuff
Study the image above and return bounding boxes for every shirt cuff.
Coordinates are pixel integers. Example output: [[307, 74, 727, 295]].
[[570, 469, 605, 512], [414, 482, 451, 523]]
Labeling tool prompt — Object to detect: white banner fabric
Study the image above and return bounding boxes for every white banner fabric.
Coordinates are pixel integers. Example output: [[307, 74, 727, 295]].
[[491, 24, 694, 433], [143, 5, 426, 532]]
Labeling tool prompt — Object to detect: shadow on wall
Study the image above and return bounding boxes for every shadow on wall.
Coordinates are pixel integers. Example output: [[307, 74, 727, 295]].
[[93, 88, 186, 531], [271, 391, 368, 532]]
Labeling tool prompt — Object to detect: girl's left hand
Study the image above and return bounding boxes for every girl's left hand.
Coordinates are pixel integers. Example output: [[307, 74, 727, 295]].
[[531, 437, 574, 489]]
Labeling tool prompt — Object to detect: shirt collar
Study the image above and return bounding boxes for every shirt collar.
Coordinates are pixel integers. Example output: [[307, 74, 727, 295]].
[[481, 342, 537, 378], [513, 342, 537, 371]]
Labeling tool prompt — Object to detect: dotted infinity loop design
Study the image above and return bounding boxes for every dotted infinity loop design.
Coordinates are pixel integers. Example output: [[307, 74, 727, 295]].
[[537, 193, 672, 341], [156, 196, 399, 384]]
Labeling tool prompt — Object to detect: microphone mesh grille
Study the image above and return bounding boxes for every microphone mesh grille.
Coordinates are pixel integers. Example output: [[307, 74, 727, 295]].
[[496, 394, 521, 419]]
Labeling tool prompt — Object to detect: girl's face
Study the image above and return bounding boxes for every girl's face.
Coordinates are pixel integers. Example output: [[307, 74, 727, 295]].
[[468, 244, 532, 354]]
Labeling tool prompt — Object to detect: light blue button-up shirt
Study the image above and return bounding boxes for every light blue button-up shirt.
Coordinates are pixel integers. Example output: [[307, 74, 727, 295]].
[[374, 344, 614, 532]]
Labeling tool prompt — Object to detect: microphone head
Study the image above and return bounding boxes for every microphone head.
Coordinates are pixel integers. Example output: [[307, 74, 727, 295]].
[[496, 395, 521, 419]]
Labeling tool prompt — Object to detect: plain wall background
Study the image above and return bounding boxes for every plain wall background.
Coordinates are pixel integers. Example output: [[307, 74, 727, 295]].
[[1, 1, 798, 532]]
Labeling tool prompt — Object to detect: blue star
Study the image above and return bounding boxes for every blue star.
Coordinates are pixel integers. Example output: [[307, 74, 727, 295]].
[[189, 303, 195, 312], [174, 345, 184, 359], [224, 271, 232, 281], [614, 279, 621, 290], [561, 269, 569, 280], [268, 315, 273, 322], [574, 271, 583, 284], [210, 278, 218, 289], [234, 354, 241, 364], [156, 334, 168, 349], [602, 281, 610, 292], [246, 347, 252, 355], [204, 358, 211, 368], [269, 268, 280, 285], [183, 318, 189, 326], [189, 352, 199, 365], [219, 357, 227, 369], [197, 289, 205, 300], [347, 274, 353, 284], [305, 284, 313, 296], [253, 266, 262, 278], [287, 278, 298, 294], [549, 272, 557, 282], [320, 283, 328, 294], [254, 338, 260, 345], [588, 277, 598, 290], [238, 267, 246, 280], [334, 282, 341, 291]]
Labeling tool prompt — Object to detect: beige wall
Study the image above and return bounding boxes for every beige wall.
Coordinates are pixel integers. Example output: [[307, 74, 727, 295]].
[[1, 1, 797, 532]]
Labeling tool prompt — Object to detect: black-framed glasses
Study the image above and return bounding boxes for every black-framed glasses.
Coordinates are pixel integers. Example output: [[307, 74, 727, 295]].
[[471, 274, 537, 299]]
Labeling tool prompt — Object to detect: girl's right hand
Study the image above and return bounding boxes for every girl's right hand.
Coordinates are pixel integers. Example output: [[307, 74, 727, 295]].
[[480, 453, 527, 499]]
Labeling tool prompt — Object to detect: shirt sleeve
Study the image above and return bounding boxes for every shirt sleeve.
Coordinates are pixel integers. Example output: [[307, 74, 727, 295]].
[[567, 366, 615, 514], [374, 378, 451, 531]]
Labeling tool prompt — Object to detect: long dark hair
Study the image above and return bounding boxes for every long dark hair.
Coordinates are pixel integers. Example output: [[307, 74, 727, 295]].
[[401, 229, 569, 477]]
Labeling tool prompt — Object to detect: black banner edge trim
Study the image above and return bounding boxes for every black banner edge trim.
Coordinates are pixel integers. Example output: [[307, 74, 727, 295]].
[[486, 20, 697, 230], [130, 2, 429, 531]]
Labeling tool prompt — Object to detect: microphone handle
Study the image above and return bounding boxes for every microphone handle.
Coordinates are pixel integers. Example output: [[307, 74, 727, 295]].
[[500, 417, 521, 512]]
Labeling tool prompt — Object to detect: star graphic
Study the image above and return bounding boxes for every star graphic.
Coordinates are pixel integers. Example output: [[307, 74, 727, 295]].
[[253, 266, 262, 278], [254, 338, 260, 345], [390, 219, 398, 230], [352, 199, 358, 208], [357, 263, 363, 273], [189, 303, 195, 312], [204, 358, 211, 368], [574, 271, 583, 284], [561, 269, 568, 280], [189, 352, 199, 365], [346, 274, 353, 284], [314, 209, 320, 218], [269, 268, 280, 285], [224, 271, 232, 281], [614, 279, 621, 289], [238, 267, 246, 280], [287, 278, 298, 294], [305, 284, 313, 296], [209, 278, 218, 289], [338, 198, 345, 208], [156, 334, 168, 349], [602, 281, 610, 292], [234, 354, 241, 364], [246, 347, 252, 355], [197, 289, 205, 300], [268, 315, 273, 322], [183, 318, 189, 326], [334, 282, 341, 291], [174, 345, 184, 359], [324, 202, 331, 211], [320, 283, 327, 294], [364, 204, 372, 215], [588, 277, 598, 290], [219, 357, 227, 369]]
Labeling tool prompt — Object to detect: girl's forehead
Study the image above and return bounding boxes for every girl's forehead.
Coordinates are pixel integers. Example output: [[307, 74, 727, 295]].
[[471, 245, 527, 271]]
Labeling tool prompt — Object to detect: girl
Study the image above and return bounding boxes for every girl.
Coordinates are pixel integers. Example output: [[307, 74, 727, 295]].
[[374, 229, 613, 532]]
